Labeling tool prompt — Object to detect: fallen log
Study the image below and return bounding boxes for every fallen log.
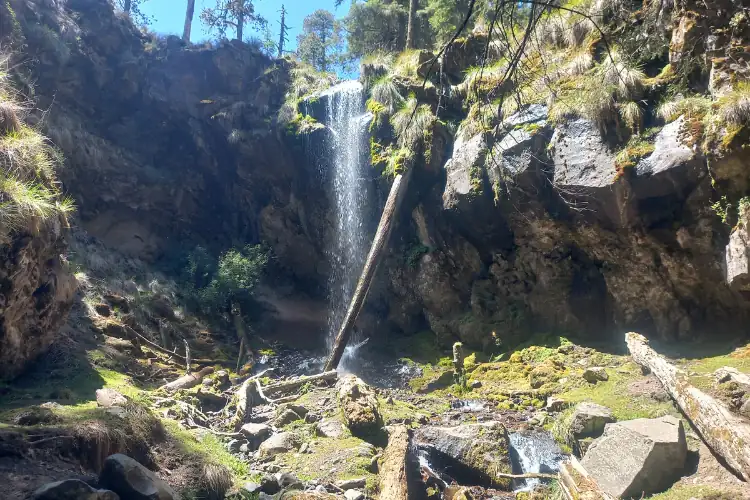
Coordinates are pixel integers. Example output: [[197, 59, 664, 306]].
[[123, 324, 214, 365], [626, 332, 750, 481], [495, 472, 558, 480], [263, 370, 338, 395], [379, 424, 411, 500], [160, 366, 214, 392]]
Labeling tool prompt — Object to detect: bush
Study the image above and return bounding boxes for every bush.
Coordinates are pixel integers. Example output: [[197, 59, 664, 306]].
[[182, 245, 269, 317]]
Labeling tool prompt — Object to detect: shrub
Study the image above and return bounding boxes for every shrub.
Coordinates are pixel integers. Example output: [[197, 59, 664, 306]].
[[390, 94, 435, 149]]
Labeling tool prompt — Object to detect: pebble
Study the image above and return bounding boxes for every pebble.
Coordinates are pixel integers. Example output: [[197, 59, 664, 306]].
[[344, 489, 365, 500]]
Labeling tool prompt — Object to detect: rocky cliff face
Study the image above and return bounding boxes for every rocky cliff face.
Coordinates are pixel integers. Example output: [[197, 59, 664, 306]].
[[3, 0, 749, 358], [4, 0, 331, 291]]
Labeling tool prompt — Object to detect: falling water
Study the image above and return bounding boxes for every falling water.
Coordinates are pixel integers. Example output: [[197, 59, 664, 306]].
[[322, 81, 372, 367]]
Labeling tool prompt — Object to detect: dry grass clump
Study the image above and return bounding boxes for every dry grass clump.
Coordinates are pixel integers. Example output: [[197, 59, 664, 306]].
[[277, 62, 338, 125], [0, 54, 74, 234], [391, 94, 435, 148], [369, 74, 404, 114], [717, 82, 750, 125]]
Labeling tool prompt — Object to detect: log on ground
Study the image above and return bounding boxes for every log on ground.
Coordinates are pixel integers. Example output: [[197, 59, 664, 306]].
[[626, 332, 750, 481]]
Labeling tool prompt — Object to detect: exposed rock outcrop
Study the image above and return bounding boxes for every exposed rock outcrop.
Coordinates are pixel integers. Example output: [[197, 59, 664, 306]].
[[414, 422, 512, 489], [32, 479, 119, 500]]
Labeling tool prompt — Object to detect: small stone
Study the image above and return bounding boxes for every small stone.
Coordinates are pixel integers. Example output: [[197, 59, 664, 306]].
[[316, 418, 346, 439], [557, 344, 575, 354], [287, 404, 309, 417], [240, 423, 272, 448], [215, 370, 230, 388], [304, 412, 320, 423], [258, 432, 300, 459], [239, 443, 250, 453], [336, 478, 367, 490], [568, 402, 615, 443], [299, 442, 309, 454], [344, 490, 365, 500], [260, 474, 280, 494], [275, 408, 302, 427], [469, 380, 482, 389], [583, 367, 609, 384], [227, 439, 244, 453], [201, 378, 213, 387], [277, 472, 302, 490], [545, 397, 567, 413], [368, 454, 380, 473], [242, 482, 262, 494], [315, 485, 327, 493]]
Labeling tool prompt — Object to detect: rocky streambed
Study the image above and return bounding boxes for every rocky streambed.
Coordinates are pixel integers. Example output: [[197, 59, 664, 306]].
[[6, 329, 750, 500]]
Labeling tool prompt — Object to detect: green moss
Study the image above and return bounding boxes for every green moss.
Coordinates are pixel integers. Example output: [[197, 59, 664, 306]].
[[647, 484, 735, 499], [379, 397, 430, 426], [405, 244, 430, 268], [615, 138, 655, 179], [275, 436, 375, 483], [558, 361, 676, 421]]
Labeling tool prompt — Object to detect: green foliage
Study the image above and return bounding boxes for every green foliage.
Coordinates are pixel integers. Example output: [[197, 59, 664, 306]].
[[200, 0, 266, 41], [369, 74, 404, 114], [183, 245, 268, 316], [614, 136, 655, 179], [278, 63, 337, 125], [405, 243, 430, 268], [344, 0, 410, 58], [716, 82, 750, 126], [296, 10, 345, 73]]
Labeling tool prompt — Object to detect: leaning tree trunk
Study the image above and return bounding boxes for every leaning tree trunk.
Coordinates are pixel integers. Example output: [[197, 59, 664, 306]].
[[325, 169, 413, 371], [405, 0, 418, 49], [183, 0, 195, 42], [626, 332, 750, 481], [231, 300, 251, 370]]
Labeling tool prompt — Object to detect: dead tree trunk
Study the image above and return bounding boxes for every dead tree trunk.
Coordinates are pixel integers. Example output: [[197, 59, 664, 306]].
[[183, 0, 195, 42], [161, 366, 214, 392], [263, 370, 338, 395], [405, 0, 418, 49], [325, 169, 413, 371], [626, 332, 750, 481]]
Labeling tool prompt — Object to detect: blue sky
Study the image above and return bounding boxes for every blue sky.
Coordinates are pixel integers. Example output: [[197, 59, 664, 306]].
[[142, 0, 346, 50]]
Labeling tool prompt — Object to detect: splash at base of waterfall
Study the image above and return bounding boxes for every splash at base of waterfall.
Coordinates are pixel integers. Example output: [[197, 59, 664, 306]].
[[509, 431, 566, 491]]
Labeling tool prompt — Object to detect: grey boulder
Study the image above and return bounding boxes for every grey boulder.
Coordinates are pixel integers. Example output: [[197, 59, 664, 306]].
[[258, 431, 300, 459], [568, 402, 615, 441], [581, 415, 687, 498], [99, 454, 177, 500]]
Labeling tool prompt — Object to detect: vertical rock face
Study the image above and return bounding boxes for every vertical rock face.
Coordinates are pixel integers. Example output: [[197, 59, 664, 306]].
[[0, 205, 76, 382]]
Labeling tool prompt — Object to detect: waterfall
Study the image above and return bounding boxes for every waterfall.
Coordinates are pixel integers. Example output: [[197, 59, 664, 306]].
[[509, 431, 566, 491], [322, 80, 372, 368]]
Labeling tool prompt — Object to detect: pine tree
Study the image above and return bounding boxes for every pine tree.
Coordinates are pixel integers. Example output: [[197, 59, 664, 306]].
[[200, 0, 266, 42], [278, 5, 290, 57], [296, 10, 344, 72]]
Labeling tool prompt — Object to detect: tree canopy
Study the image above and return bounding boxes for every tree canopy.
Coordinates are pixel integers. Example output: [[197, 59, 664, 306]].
[[297, 9, 345, 72]]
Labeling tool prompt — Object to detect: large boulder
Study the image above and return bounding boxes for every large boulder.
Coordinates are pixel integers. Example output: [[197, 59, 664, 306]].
[[336, 375, 383, 438], [99, 454, 177, 500], [258, 432, 300, 459], [632, 117, 705, 201], [414, 422, 512, 489], [581, 415, 687, 498], [32, 479, 119, 500], [96, 388, 127, 408], [442, 133, 488, 212], [549, 119, 624, 224]]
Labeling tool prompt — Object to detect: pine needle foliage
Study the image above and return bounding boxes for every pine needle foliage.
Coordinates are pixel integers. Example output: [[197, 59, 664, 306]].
[[717, 82, 750, 125], [370, 74, 404, 114]]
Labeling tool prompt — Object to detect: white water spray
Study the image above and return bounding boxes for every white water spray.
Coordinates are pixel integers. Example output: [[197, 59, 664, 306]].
[[322, 81, 372, 369]]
